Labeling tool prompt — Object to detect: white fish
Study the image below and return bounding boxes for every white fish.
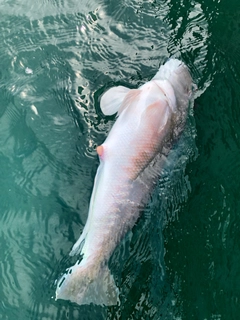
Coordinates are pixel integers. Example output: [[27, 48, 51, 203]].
[[56, 59, 195, 306]]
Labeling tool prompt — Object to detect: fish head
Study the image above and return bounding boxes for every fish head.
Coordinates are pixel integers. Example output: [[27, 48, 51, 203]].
[[153, 59, 194, 112]]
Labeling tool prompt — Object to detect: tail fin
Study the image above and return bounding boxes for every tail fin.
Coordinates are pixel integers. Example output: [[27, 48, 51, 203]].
[[56, 260, 119, 306]]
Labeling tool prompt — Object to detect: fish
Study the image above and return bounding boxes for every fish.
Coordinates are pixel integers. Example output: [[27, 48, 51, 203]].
[[55, 58, 195, 306]]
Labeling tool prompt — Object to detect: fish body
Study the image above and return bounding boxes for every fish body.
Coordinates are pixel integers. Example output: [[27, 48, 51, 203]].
[[56, 59, 194, 306]]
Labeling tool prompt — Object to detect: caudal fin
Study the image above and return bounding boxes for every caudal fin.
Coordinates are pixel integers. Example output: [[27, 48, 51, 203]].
[[56, 260, 119, 306]]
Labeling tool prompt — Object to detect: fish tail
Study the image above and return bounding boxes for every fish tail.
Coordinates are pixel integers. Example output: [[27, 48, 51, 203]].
[[56, 259, 119, 306]]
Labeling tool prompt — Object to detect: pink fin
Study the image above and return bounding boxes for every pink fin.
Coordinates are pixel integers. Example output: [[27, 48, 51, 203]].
[[96, 145, 104, 157]]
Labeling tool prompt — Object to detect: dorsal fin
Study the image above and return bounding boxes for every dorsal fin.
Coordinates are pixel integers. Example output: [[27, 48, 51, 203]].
[[100, 86, 130, 116]]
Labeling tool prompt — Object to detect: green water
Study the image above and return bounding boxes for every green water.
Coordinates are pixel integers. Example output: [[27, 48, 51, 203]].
[[0, 0, 239, 319]]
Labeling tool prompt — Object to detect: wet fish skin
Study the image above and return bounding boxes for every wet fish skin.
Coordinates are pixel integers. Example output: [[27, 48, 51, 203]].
[[55, 58, 195, 306]]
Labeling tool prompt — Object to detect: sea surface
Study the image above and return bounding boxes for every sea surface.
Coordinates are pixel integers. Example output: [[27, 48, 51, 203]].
[[0, 0, 240, 319]]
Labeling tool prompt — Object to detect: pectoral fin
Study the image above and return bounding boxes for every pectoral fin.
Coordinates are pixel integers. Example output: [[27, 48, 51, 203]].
[[100, 86, 130, 115]]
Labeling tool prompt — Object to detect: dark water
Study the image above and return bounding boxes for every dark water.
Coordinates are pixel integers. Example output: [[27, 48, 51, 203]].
[[0, 0, 239, 319]]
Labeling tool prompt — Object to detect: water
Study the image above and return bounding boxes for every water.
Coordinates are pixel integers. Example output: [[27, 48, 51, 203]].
[[0, 0, 239, 319]]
